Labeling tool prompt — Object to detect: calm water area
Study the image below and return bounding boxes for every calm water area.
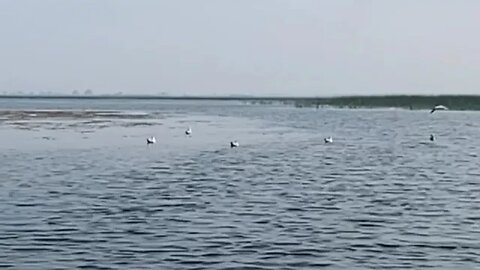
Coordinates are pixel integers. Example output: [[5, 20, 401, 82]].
[[0, 98, 479, 269]]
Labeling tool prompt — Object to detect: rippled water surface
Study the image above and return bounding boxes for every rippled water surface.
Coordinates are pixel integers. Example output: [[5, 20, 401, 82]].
[[1, 99, 479, 269]]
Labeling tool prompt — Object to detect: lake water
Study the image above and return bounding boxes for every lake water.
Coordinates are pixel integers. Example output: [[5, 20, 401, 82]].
[[1, 98, 479, 269]]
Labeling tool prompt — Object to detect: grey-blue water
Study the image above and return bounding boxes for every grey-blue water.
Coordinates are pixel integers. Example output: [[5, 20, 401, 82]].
[[1, 98, 479, 269]]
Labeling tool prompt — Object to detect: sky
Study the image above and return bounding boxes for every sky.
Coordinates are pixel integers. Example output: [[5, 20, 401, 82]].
[[1, 0, 479, 96]]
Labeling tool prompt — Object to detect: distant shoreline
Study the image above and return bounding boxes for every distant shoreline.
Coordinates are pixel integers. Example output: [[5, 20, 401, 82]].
[[1, 95, 479, 110]]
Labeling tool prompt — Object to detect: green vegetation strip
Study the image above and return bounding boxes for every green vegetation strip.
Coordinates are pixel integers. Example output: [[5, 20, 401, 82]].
[[1, 95, 479, 110]]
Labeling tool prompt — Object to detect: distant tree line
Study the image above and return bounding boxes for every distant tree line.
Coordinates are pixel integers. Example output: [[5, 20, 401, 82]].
[[293, 95, 480, 110]]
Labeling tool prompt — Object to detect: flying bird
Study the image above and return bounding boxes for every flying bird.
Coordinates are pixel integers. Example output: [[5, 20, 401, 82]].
[[324, 136, 333, 144], [430, 105, 448, 114]]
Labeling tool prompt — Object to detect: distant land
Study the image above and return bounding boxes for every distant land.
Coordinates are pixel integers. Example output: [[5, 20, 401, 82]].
[[0, 94, 479, 111]]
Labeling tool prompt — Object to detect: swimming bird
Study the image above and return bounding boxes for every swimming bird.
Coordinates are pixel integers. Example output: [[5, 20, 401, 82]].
[[185, 127, 192, 136], [230, 140, 240, 148], [430, 105, 448, 114], [146, 136, 156, 144], [430, 134, 435, 141], [324, 136, 333, 144]]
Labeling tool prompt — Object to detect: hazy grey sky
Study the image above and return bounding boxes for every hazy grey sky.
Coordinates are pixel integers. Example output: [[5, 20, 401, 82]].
[[1, 0, 479, 96]]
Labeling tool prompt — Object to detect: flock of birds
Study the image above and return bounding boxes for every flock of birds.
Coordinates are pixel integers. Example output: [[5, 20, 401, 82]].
[[145, 104, 448, 147], [146, 127, 241, 148]]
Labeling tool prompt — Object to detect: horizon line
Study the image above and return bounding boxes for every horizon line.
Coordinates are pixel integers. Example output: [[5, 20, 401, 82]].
[[1, 94, 479, 100]]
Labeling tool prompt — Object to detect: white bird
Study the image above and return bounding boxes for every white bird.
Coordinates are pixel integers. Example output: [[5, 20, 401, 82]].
[[185, 127, 192, 136], [146, 136, 156, 144], [430, 134, 435, 141], [324, 136, 333, 144], [230, 140, 240, 148], [430, 105, 448, 114]]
